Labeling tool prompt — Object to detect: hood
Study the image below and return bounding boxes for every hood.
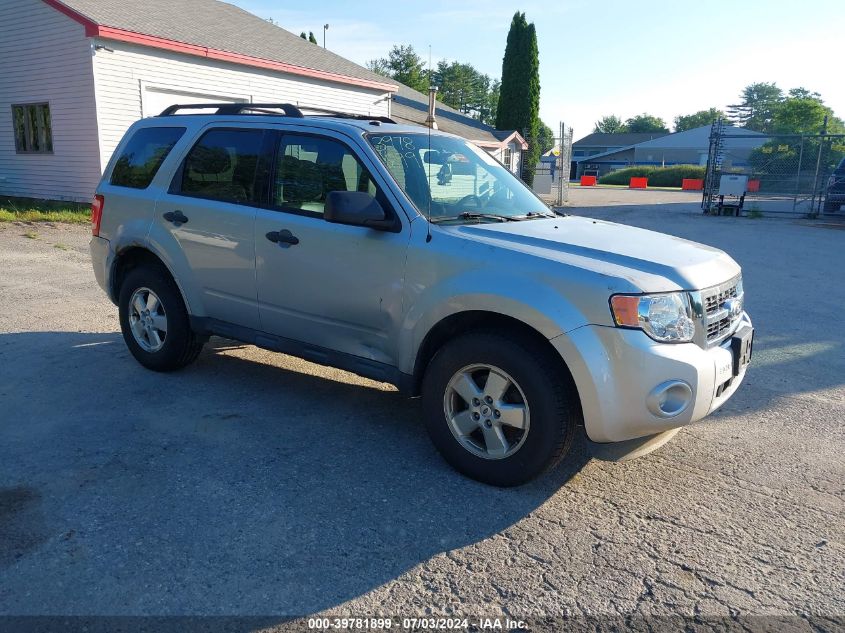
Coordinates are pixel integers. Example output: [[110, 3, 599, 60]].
[[445, 215, 740, 291]]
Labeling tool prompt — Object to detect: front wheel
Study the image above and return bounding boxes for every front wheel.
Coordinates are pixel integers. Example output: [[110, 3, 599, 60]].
[[118, 264, 204, 371], [421, 331, 581, 486]]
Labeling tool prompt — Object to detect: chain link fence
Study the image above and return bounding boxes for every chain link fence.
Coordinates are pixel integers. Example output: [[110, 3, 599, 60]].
[[702, 119, 845, 217], [525, 122, 573, 207]]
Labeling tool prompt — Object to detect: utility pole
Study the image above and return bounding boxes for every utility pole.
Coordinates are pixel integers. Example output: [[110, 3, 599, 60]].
[[323, 24, 329, 48]]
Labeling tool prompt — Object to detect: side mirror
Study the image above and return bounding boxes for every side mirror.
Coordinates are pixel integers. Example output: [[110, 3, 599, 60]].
[[324, 191, 393, 230]]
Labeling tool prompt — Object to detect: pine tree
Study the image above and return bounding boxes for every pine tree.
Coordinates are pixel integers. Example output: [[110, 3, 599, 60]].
[[496, 12, 540, 185], [308, 32, 318, 45], [300, 32, 307, 39]]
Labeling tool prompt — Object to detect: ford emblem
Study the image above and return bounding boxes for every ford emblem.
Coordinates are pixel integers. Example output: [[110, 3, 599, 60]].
[[724, 298, 742, 319]]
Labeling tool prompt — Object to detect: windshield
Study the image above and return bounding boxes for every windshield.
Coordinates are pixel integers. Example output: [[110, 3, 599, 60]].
[[366, 133, 552, 222]]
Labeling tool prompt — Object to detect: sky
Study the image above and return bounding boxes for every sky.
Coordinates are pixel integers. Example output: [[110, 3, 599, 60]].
[[236, 0, 845, 141]]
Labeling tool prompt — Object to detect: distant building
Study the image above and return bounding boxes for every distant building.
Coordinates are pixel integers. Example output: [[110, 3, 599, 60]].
[[573, 126, 766, 179], [390, 84, 527, 175], [571, 132, 668, 179], [573, 132, 668, 159]]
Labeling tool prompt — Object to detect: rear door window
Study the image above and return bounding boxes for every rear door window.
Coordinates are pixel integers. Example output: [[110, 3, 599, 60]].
[[110, 127, 185, 189], [179, 128, 265, 205]]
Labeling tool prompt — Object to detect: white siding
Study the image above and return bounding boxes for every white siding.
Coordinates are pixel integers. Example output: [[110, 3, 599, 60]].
[[0, 0, 101, 202], [486, 143, 522, 175], [510, 142, 522, 176], [92, 41, 392, 170]]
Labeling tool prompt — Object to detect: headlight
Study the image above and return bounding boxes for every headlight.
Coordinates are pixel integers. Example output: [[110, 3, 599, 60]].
[[610, 292, 696, 343]]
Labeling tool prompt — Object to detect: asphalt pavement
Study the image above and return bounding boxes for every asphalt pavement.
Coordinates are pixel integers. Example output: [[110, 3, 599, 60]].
[[0, 189, 842, 627]]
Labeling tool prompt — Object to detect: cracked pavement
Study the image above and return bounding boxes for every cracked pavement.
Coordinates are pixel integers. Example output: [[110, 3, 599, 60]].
[[0, 189, 842, 623]]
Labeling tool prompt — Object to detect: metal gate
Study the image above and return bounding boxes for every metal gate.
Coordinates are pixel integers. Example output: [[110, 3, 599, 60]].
[[528, 122, 573, 207], [702, 119, 845, 217]]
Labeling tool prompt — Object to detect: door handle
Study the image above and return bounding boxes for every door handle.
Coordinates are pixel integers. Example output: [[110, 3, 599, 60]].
[[163, 210, 188, 226], [265, 229, 300, 247]]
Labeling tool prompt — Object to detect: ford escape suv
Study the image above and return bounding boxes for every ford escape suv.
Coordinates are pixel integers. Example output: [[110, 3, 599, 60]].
[[90, 103, 753, 486]]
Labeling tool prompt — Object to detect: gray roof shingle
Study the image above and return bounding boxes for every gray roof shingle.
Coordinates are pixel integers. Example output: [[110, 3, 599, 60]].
[[573, 132, 668, 147], [52, 0, 396, 89]]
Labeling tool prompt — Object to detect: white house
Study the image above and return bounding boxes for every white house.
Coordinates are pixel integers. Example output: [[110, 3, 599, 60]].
[[0, 0, 397, 202]]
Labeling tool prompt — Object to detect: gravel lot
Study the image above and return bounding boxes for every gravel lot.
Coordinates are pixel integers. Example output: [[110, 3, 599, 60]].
[[0, 188, 843, 626]]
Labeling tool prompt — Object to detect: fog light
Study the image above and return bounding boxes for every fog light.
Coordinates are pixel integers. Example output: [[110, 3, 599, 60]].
[[646, 380, 693, 418]]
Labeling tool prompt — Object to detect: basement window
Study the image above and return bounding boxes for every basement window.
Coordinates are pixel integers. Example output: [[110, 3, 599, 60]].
[[12, 103, 53, 153]]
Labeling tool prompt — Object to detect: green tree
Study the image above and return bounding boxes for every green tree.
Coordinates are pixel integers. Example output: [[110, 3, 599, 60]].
[[624, 113, 669, 133], [481, 80, 500, 127], [365, 58, 390, 77], [299, 32, 307, 40], [496, 12, 541, 185], [748, 90, 844, 184], [537, 120, 555, 155], [309, 32, 318, 45], [366, 45, 429, 93], [788, 87, 823, 102], [728, 82, 784, 132], [772, 97, 843, 136], [435, 61, 483, 113], [593, 115, 626, 133], [673, 108, 726, 132]]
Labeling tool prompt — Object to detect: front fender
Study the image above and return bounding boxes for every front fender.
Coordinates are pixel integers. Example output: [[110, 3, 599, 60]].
[[397, 270, 589, 375]]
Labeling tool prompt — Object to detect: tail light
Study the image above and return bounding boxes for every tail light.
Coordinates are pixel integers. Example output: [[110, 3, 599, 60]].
[[91, 194, 104, 236]]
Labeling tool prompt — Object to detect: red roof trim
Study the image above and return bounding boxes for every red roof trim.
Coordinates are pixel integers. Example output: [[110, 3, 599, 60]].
[[42, 0, 98, 35], [41, 0, 397, 93]]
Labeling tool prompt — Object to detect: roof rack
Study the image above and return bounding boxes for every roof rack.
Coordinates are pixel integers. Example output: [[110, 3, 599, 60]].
[[158, 103, 304, 117], [157, 102, 396, 124], [297, 105, 396, 124]]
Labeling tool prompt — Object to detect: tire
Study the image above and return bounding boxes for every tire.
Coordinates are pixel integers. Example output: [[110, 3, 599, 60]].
[[823, 200, 840, 214], [421, 331, 581, 487], [118, 263, 204, 372]]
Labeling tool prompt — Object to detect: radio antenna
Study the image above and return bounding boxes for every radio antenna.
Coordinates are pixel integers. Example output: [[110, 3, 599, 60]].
[[426, 43, 433, 243]]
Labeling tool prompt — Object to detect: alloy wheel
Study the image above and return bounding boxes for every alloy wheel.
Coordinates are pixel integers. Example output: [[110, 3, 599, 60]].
[[128, 287, 168, 353], [443, 363, 530, 459]]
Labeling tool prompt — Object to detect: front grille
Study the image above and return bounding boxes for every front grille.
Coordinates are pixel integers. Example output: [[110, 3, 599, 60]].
[[697, 276, 743, 347], [707, 316, 733, 340], [704, 284, 739, 316]]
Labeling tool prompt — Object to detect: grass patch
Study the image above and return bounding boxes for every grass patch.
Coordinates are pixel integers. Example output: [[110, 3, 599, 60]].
[[22, 231, 38, 239], [53, 243, 69, 250], [0, 196, 90, 224]]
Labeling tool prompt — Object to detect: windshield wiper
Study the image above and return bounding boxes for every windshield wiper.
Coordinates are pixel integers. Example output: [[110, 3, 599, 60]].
[[432, 212, 518, 223], [510, 211, 556, 220]]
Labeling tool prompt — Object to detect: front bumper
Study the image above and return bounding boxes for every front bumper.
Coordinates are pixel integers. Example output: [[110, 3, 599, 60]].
[[551, 312, 752, 444]]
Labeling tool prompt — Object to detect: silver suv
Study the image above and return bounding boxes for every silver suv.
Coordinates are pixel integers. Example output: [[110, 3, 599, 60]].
[[90, 103, 753, 486]]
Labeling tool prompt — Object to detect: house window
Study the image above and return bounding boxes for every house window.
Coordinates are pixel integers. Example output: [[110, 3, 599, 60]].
[[12, 103, 53, 153], [502, 147, 513, 170]]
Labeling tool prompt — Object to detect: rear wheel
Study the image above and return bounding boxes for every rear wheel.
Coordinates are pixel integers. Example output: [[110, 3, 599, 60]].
[[422, 331, 581, 486], [118, 264, 203, 371]]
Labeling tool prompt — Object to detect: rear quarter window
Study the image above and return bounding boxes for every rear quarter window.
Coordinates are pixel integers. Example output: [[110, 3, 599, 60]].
[[110, 127, 185, 189]]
